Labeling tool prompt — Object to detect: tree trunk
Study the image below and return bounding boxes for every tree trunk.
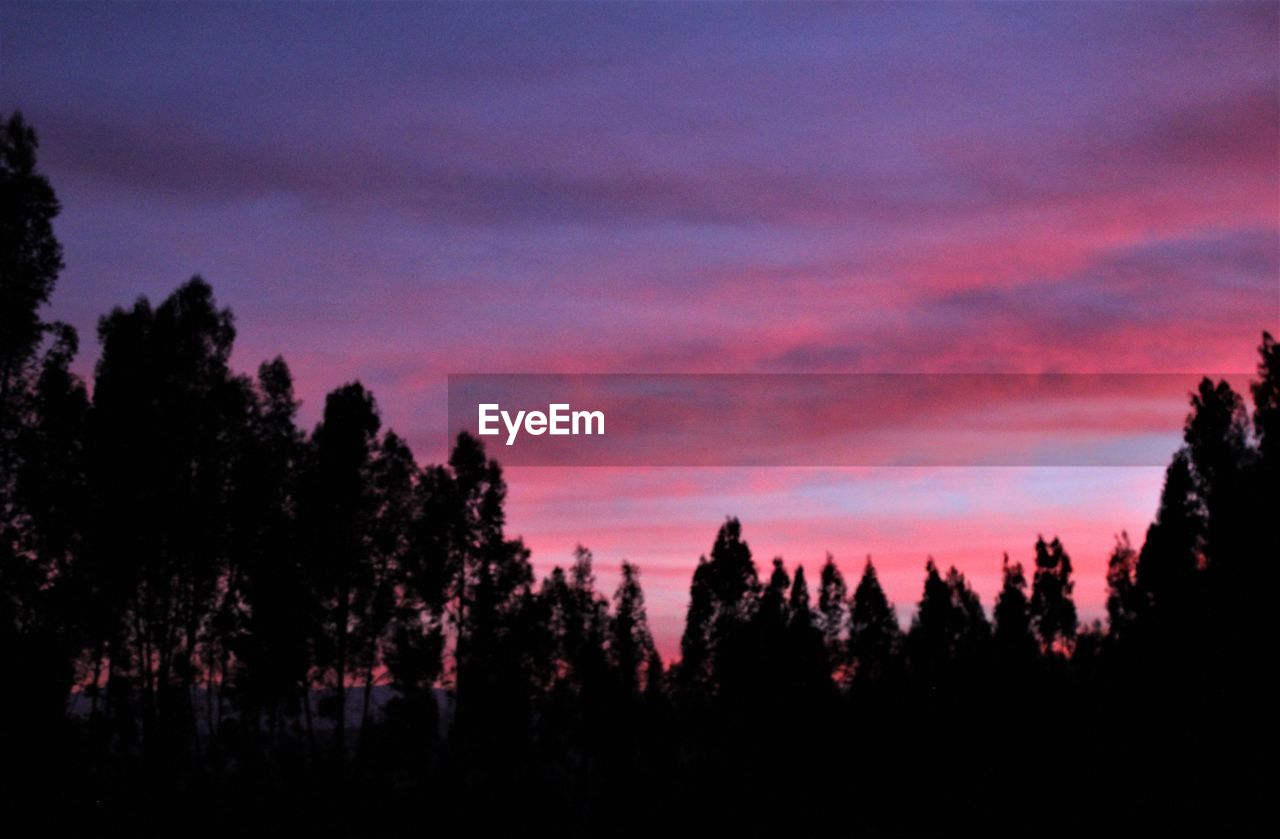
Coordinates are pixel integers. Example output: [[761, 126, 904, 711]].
[[335, 585, 348, 770], [301, 682, 317, 764]]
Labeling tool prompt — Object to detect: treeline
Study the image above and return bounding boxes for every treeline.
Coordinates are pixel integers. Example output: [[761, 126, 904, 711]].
[[2, 112, 1277, 832]]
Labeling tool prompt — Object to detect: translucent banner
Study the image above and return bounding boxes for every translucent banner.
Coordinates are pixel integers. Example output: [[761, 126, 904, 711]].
[[447, 373, 1244, 466]]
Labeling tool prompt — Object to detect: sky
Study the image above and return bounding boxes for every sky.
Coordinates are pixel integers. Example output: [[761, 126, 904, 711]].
[[3, 1, 1277, 653]]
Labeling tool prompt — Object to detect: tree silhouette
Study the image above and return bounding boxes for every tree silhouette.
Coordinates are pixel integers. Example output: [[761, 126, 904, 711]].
[[434, 433, 536, 754], [751, 557, 792, 712], [539, 544, 611, 750], [383, 459, 451, 750], [0, 112, 84, 744], [816, 553, 848, 675], [6, 324, 87, 727], [1184, 378, 1252, 571], [609, 561, 656, 701], [1250, 333, 1279, 571], [847, 557, 899, 685], [300, 382, 382, 764], [677, 517, 760, 703], [757, 558, 790, 638], [358, 431, 418, 747], [785, 565, 831, 699], [944, 565, 990, 670], [992, 553, 1036, 672], [86, 278, 249, 758], [1029, 536, 1076, 655], [1104, 533, 1140, 643], [1136, 450, 1203, 618], [907, 560, 989, 685], [233, 358, 309, 747], [1252, 332, 1280, 470], [678, 556, 714, 698], [907, 559, 951, 682], [701, 518, 759, 702], [0, 112, 63, 426]]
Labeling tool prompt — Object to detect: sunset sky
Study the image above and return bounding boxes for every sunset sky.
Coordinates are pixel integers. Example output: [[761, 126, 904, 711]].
[[3, 1, 1277, 652]]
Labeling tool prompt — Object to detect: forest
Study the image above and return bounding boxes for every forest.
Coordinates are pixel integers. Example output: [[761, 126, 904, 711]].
[[2, 111, 1276, 833]]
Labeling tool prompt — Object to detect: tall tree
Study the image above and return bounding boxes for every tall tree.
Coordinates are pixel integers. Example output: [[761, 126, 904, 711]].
[[678, 557, 714, 695], [540, 545, 610, 714], [87, 278, 249, 755], [703, 518, 760, 698], [299, 381, 381, 763], [1183, 378, 1251, 570], [609, 561, 656, 701], [848, 557, 900, 685], [785, 565, 831, 697], [676, 518, 760, 701], [944, 565, 990, 670], [992, 554, 1036, 669], [4, 324, 88, 732], [757, 558, 791, 637], [232, 358, 309, 743], [1029, 536, 1077, 655], [0, 112, 63, 435], [907, 559, 952, 681], [1104, 533, 1140, 643], [705, 518, 760, 629], [357, 431, 419, 745], [1248, 332, 1280, 595], [906, 560, 988, 679], [0, 112, 81, 737], [1136, 450, 1203, 617], [816, 553, 848, 671], [1252, 332, 1280, 473], [434, 433, 535, 742], [385, 460, 453, 740], [751, 557, 792, 706]]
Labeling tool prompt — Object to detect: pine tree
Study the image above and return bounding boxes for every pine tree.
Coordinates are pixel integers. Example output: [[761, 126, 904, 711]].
[[703, 518, 760, 699], [677, 518, 760, 699], [907, 559, 951, 682], [788, 565, 812, 625], [758, 557, 791, 634], [786, 565, 831, 696], [816, 553, 848, 670], [848, 557, 900, 685], [1136, 450, 1203, 617], [678, 557, 714, 695], [705, 518, 760, 629], [944, 565, 990, 670], [908, 561, 989, 683], [610, 561, 656, 701], [752, 557, 792, 705]]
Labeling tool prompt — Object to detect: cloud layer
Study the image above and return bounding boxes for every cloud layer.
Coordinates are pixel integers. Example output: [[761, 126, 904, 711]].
[[3, 1, 1275, 652]]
